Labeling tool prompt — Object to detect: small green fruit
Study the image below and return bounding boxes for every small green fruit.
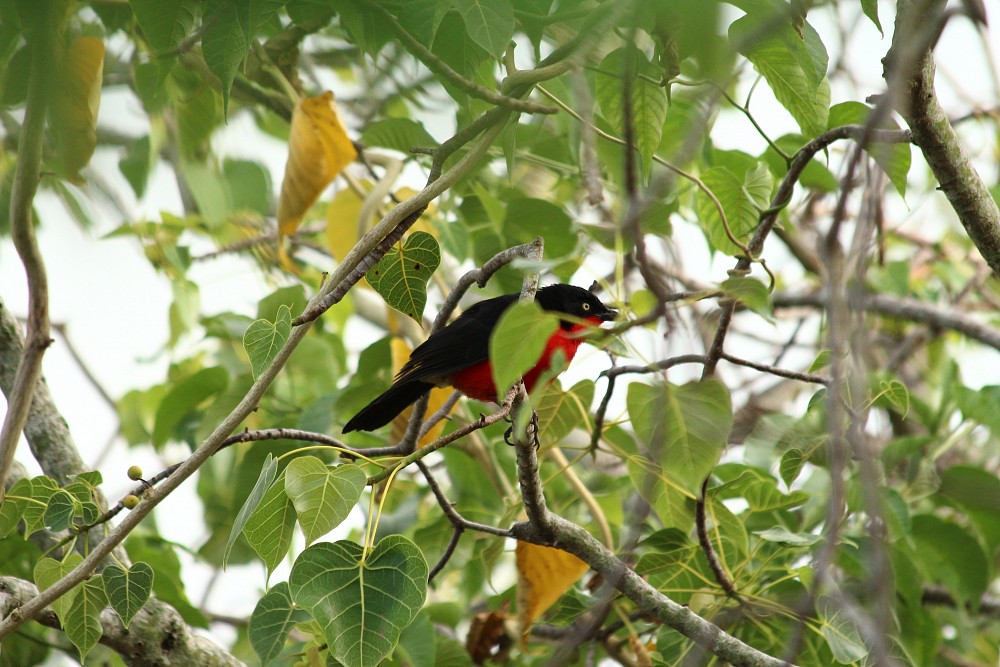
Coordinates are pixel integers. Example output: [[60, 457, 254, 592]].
[[127, 465, 143, 481], [123, 495, 140, 510]]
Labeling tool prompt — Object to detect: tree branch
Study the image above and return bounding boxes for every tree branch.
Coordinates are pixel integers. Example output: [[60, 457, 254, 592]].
[[0, 8, 56, 496], [0, 577, 246, 667], [888, 0, 1000, 275], [509, 515, 801, 667]]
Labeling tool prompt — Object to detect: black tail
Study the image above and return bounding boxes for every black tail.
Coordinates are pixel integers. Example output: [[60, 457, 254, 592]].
[[342, 381, 434, 433]]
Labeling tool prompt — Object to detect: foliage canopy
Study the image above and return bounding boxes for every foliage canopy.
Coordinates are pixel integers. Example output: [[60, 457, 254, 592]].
[[2, 1, 1000, 666]]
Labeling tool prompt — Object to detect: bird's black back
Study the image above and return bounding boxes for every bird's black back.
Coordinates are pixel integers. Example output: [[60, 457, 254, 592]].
[[393, 292, 519, 385]]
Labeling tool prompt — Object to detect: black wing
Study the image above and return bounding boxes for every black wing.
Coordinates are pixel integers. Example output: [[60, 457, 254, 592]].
[[393, 293, 518, 384]]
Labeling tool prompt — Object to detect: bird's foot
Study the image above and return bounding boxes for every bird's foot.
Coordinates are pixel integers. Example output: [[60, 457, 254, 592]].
[[503, 410, 540, 449]]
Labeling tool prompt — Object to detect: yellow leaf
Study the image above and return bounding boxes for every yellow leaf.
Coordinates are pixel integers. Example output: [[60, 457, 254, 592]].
[[516, 541, 589, 635], [277, 92, 357, 236], [389, 337, 455, 446], [325, 184, 368, 262], [51, 36, 104, 179]]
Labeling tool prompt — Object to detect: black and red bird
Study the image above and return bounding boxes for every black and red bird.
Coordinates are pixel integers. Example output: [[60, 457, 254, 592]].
[[343, 284, 617, 433]]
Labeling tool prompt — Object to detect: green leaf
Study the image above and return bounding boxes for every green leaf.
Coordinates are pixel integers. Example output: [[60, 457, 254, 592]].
[[911, 514, 990, 604], [743, 480, 809, 512], [244, 477, 297, 575], [130, 0, 199, 52], [397, 0, 451, 45], [489, 300, 559, 400], [243, 305, 292, 380], [730, 14, 830, 137], [360, 118, 437, 154], [102, 562, 154, 628], [43, 489, 77, 532], [225, 453, 278, 568], [939, 465, 1000, 513], [809, 349, 831, 372], [696, 164, 772, 256], [34, 554, 84, 625], [828, 101, 911, 196], [152, 366, 229, 448], [64, 578, 108, 662], [20, 476, 58, 537], [249, 581, 310, 665], [168, 277, 200, 347], [452, 0, 514, 59], [366, 231, 441, 322], [860, 0, 882, 35], [817, 595, 868, 664], [755, 527, 821, 546], [123, 534, 208, 627], [387, 610, 436, 667], [627, 379, 732, 496], [503, 198, 576, 259], [202, 0, 253, 115], [720, 274, 771, 317], [289, 536, 428, 667], [875, 379, 909, 417], [595, 47, 669, 177], [535, 380, 596, 445], [284, 457, 367, 544], [779, 448, 806, 487]]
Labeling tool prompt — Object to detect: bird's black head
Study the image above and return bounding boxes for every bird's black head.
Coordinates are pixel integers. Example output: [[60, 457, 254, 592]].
[[535, 284, 618, 325]]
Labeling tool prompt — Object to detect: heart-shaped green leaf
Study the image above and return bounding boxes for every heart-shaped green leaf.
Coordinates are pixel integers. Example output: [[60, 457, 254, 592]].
[[284, 457, 366, 544], [627, 378, 732, 496], [34, 554, 84, 625], [289, 536, 428, 667], [243, 304, 292, 380], [366, 231, 440, 322], [65, 577, 108, 661], [102, 562, 154, 628], [249, 581, 310, 666]]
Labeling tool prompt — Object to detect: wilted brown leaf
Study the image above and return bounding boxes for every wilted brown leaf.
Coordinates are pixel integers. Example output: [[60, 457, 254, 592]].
[[277, 91, 357, 236], [466, 602, 512, 665]]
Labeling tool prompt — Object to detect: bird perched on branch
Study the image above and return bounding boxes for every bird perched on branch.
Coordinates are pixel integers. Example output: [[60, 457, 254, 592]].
[[343, 284, 617, 433]]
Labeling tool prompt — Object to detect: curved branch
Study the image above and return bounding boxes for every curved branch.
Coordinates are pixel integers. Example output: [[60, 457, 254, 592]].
[[0, 10, 55, 496], [888, 0, 1000, 275]]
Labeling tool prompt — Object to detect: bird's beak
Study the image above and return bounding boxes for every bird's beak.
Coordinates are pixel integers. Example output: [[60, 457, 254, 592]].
[[597, 306, 618, 322]]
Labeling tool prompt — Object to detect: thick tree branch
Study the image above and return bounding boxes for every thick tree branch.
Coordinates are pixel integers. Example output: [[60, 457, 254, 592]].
[[889, 0, 1000, 275], [0, 577, 246, 667]]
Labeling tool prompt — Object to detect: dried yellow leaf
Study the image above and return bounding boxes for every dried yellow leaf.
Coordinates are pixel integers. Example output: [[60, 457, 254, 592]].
[[515, 540, 588, 635], [389, 337, 455, 447], [52, 36, 104, 179], [277, 92, 357, 236]]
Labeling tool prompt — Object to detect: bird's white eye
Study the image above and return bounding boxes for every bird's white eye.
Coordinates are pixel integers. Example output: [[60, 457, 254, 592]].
[[582, 303, 591, 311]]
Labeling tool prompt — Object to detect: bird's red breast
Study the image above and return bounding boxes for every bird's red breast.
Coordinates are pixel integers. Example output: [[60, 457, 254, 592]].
[[446, 318, 599, 402]]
